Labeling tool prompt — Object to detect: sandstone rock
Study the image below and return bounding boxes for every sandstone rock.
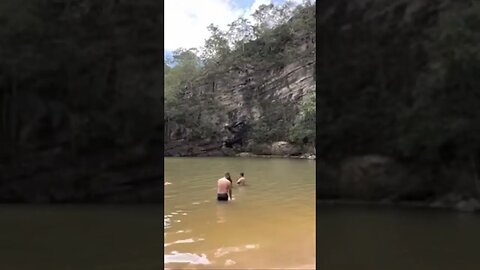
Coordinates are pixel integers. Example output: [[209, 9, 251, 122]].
[[271, 141, 302, 156], [300, 153, 316, 160], [237, 152, 255, 157], [164, 53, 315, 157], [456, 198, 480, 212]]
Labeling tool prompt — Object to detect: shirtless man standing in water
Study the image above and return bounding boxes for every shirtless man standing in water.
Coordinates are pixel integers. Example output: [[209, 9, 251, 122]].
[[217, 172, 232, 201]]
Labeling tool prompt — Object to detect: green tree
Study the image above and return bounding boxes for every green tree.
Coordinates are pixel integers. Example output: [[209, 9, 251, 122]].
[[200, 24, 230, 66], [165, 48, 202, 115], [227, 18, 254, 52]]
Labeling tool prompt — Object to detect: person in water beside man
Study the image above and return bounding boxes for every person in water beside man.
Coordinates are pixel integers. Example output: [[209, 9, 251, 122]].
[[236, 172, 246, 186], [217, 172, 248, 201], [217, 172, 233, 201]]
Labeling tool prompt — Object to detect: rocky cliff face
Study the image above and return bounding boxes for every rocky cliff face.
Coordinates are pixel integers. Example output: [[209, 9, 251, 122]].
[[165, 48, 316, 156], [316, 0, 480, 212]]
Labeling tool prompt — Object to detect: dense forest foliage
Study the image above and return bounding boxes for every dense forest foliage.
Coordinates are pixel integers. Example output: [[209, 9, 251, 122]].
[[317, 0, 480, 196], [164, 1, 316, 146], [0, 0, 162, 161]]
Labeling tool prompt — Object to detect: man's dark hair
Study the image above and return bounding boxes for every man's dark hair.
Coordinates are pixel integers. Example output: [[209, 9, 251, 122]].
[[225, 172, 231, 180], [240, 172, 244, 176]]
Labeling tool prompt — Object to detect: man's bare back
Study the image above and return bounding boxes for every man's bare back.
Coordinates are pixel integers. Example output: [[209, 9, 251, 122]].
[[217, 177, 231, 193], [217, 176, 232, 201]]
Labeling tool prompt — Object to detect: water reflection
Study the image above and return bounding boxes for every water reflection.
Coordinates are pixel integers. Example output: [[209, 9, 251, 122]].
[[216, 204, 227, 224], [164, 251, 211, 265], [225, 259, 236, 266], [164, 238, 205, 247], [214, 244, 260, 258], [164, 216, 171, 229]]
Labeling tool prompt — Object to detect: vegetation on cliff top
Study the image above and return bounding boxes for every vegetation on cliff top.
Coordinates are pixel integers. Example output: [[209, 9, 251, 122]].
[[164, 1, 316, 146]]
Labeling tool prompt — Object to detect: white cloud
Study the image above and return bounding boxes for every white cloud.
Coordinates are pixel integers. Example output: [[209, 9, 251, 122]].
[[165, 0, 245, 51], [241, 0, 272, 24], [248, 0, 272, 15], [164, 0, 308, 51]]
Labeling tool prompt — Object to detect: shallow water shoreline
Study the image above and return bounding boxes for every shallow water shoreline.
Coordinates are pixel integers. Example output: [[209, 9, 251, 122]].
[[235, 152, 316, 159], [165, 152, 316, 160]]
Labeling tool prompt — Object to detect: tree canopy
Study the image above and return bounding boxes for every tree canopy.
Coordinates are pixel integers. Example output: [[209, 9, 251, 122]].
[[164, 1, 316, 145]]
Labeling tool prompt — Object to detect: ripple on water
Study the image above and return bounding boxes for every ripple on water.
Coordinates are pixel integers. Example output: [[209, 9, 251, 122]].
[[225, 259, 236, 266], [214, 244, 259, 258], [164, 217, 171, 229], [165, 238, 206, 247], [165, 251, 210, 265], [164, 238, 197, 247]]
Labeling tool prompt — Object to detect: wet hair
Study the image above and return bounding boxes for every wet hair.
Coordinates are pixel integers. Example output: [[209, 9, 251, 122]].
[[240, 172, 244, 177], [225, 172, 231, 180]]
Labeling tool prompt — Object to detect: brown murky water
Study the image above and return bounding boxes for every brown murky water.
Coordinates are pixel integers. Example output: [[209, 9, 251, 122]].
[[164, 157, 316, 269], [0, 205, 162, 270], [3, 159, 479, 270], [318, 205, 480, 270]]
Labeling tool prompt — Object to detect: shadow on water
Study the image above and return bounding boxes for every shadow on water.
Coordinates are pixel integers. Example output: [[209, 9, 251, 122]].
[[0, 205, 163, 270], [317, 204, 480, 270]]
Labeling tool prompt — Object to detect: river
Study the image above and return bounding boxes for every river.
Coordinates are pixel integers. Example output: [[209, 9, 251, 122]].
[[0, 205, 162, 270], [2, 157, 478, 269], [318, 205, 480, 270], [164, 157, 316, 269]]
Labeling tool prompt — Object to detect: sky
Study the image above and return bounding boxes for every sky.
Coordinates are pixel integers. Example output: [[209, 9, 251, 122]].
[[164, 0, 307, 58]]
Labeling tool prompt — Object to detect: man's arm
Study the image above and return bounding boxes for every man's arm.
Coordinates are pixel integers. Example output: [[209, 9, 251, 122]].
[[228, 183, 232, 200]]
